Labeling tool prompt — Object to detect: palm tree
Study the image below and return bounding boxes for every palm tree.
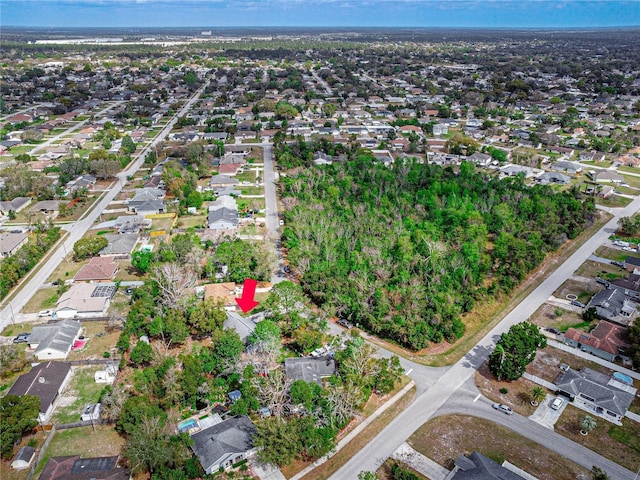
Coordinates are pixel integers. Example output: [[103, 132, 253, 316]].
[[580, 415, 597, 435], [530, 386, 545, 406]]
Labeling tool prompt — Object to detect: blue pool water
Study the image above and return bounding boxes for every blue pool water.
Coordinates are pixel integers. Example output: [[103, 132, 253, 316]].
[[613, 372, 633, 385], [178, 419, 198, 432]]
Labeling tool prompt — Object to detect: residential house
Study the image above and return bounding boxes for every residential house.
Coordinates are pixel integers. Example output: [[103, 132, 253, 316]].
[[39, 455, 128, 480], [591, 170, 624, 183], [219, 163, 241, 176], [113, 215, 151, 234], [446, 451, 530, 480], [0, 232, 28, 258], [31, 200, 62, 214], [204, 282, 238, 310], [7, 361, 72, 422], [284, 356, 336, 386], [432, 123, 449, 136], [28, 319, 82, 360], [586, 288, 637, 325], [98, 234, 139, 258], [563, 321, 630, 363], [500, 164, 533, 178], [554, 367, 637, 425], [624, 256, 640, 274], [11, 446, 36, 470], [207, 208, 239, 230], [56, 283, 115, 319], [208, 175, 239, 189], [74, 257, 119, 282], [0, 196, 31, 215], [66, 175, 96, 192], [191, 416, 257, 474], [551, 161, 581, 175], [536, 171, 570, 185], [127, 199, 166, 216], [609, 273, 640, 300], [467, 152, 492, 167]]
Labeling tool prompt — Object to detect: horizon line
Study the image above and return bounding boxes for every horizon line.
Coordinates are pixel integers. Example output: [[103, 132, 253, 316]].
[[3, 25, 640, 30]]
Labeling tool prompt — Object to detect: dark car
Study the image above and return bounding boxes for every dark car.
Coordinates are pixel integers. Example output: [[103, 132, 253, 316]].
[[13, 333, 30, 344], [545, 327, 561, 335], [492, 403, 513, 415], [571, 300, 586, 308], [284, 265, 291, 273], [337, 319, 353, 329], [124, 287, 134, 295]]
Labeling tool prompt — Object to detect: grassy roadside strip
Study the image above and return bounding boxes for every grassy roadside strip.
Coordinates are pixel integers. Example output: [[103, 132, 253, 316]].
[[287, 381, 416, 480], [0, 229, 69, 312], [363, 211, 613, 367]]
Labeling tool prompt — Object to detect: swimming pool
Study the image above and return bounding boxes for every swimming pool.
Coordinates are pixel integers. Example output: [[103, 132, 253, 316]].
[[613, 372, 633, 385], [178, 419, 198, 433]]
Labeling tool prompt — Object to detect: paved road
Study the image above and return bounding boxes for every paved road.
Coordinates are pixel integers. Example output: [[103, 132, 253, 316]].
[[437, 384, 637, 480], [329, 196, 640, 479], [261, 144, 287, 285], [0, 81, 210, 330], [311, 69, 332, 96], [29, 101, 124, 154]]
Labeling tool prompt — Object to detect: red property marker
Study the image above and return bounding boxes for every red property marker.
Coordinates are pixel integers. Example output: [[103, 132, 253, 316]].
[[235, 278, 259, 313]]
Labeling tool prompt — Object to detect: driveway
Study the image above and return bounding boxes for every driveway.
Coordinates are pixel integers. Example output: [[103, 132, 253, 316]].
[[250, 460, 286, 480], [528, 394, 567, 429]]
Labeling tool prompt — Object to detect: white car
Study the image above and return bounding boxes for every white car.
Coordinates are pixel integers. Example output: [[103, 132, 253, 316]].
[[550, 397, 564, 410], [38, 310, 53, 317], [279, 220, 284, 226]]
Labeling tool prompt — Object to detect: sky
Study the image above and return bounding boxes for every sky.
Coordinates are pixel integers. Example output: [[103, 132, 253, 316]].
[[1, 0, 639, 28]]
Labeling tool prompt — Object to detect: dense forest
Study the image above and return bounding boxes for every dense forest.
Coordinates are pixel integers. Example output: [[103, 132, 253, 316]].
[[280, 156, 596, 350]]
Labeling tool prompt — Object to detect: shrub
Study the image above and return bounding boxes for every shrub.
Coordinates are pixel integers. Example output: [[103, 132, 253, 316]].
[[500, 387, 508, 394]]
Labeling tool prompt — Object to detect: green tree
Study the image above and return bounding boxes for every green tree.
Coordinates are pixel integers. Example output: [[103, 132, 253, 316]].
[[530, 386, 546, 405], [591, 466, 610, 480], [0, 395, 40, 459], [253, 417, 299, 466], [130, 341, 153, 366], [131, 250, 154, 273], [580, 415, 597, 435], [200, 329, 244, 376], [121, 135, 136, 154], [73, 236, 108, 260], [488, 322, 546, 381]]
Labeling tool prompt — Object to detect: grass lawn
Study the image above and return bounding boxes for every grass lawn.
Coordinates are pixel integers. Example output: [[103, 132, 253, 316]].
[[553, 279, 600, 302], [175, 215, 207, 229], [574, 259, 624, 278], [239, 186, 264, 196], [66, 321, 121, 361], [528, 303, 590, 333], [115, 260, 146, 282], [555, 405, 640, 472], [621, 173, 640, 189], [150, 216, 176, 233], [2, 320, 49, 337], [376, 459, 428, 480], [50, 366, 108, 424], [596, 194, 633, 208], [46, 258, 84, 284], [594, 246, 640, 263], [55, 196, 101, 223], [21, 287, 59, 313], [236, 170, 257, 183], [33, 426, 124, 477]]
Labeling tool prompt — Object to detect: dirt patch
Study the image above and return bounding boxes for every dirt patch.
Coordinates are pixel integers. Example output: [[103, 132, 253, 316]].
[[553, 279, 600, 301], [408, 414, 590, 480], [525, 346, 609, 384], [474, 363, 538, 417]]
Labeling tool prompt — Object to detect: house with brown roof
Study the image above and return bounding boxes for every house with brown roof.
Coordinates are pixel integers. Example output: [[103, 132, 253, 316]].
[[563, 321, 630, 363], [74, 257, 119, 282], [204, 282, 239, 310]]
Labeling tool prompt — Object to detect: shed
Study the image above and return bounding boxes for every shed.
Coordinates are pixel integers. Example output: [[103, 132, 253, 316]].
[[11, 446, 36, 470]]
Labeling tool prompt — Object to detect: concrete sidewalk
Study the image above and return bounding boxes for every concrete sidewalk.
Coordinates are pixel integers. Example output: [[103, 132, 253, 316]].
[[391, 442, 449, 480]]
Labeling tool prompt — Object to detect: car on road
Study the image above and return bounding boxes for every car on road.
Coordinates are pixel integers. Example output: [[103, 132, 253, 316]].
[[337, 319, 353, 329], [545, 327, 561, 335], [38, 310, 52, 317], [13, 333, 30, 344], [550, 397, 564, 410], [492, 403, 513, 415]]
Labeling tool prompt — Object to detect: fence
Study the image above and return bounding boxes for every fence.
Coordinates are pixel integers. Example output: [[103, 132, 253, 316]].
[[25, 425, 56, 480]]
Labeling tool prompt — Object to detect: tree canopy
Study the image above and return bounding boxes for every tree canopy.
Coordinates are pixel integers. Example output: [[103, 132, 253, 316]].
[[488, 321, 547, 381]]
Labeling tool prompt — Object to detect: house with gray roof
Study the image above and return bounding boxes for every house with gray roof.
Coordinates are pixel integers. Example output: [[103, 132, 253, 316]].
[[586, 288, 637, 326], [98, 234, 138, 258], [0, 196, 31, 215], [284, 356, 336, 386], [191, 416, 257, 474], [28, 319, 82, 360], [448, 451, 528, 479], [207, 208, 239, 230], [127, 200, 166, 216], [536, 171, 570, 185], [0, 232, 28, 258], [609, 273, 640, 300], [554, 367, 636, 424], [591, 169, 624, 183], [7, 361, 72, 421], [551, 160, 581, 175]]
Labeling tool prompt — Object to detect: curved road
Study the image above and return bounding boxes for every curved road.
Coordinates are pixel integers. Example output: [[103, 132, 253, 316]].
[[330, 195, 640, 480]]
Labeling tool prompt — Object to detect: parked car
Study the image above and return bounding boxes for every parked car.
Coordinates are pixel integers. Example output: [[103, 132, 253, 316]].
[[38, 310, 52, 317], [545, 327, 561, 335], [571, 300, 586, 308], [124, 287, 134, 295], [550, 397, 564, 410], [337, 319, 353, 329], [611, 261, 625, 268], [13, 333, 30, 344], [284, 265, 291, 273], [492, 403, 513, 415], [279, 220, 284, 226]]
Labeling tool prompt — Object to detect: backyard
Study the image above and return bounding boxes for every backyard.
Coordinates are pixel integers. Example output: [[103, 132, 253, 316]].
[[50, 366, 109, 424]]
